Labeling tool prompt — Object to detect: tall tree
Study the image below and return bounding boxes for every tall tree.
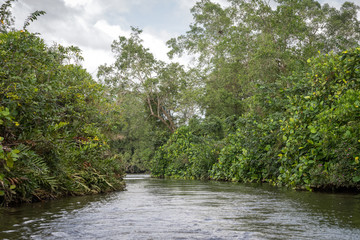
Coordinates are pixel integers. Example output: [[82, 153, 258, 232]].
[[167, 0, 360, 117], [98, 27, 195, 133], [98, 28, 200, 172]]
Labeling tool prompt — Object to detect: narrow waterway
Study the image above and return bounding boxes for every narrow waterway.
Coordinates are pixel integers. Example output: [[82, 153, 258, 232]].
[[1, 174, 360, 239]]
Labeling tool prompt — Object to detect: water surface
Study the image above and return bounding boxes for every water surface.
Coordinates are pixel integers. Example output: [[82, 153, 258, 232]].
[[1, 174, 360, 239]]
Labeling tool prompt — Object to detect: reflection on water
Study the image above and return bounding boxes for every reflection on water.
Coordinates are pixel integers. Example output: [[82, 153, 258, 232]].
[[1, 174, 360, 239]]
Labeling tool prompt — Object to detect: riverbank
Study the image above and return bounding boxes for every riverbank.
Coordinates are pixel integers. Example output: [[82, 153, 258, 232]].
[[3, 173, 126, 207], [151, 48, 360, 192]]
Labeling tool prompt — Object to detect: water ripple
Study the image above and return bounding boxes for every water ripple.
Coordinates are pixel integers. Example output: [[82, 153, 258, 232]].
[[1, 175, 360, 239]]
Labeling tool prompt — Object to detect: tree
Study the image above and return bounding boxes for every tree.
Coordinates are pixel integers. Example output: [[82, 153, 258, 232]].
[[98, 27, 200, 172], [0, 0, 16, 33], [0, 0, 45, 33], [167, 0, 360, 117], [98, 27, 196, 133]]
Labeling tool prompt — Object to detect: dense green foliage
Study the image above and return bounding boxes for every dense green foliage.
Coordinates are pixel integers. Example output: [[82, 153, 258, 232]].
[[0, 3, 124, 206], [277, 49, 360, 189], [149, 0, 360, 191], [98, 28, 199, 172], [4, 0, 358, 202], [211, 49, 360, 189], [167, 0, 360, 118], [96, 0, 360, 186], [152, 47, 360, 190], [152, 117, 223, 179], [107, 90, 170, 173]]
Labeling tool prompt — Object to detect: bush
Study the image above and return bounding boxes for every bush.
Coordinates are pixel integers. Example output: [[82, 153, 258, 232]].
[[277, 49, 360, 189], [0, 31, 125, 206], [151, 118, 223, 179]]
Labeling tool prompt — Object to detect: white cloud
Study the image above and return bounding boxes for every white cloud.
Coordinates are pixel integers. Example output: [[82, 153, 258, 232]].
[[81, 47, 114, 76], [142, 31, 171, 62], [178, 0, 229, 11], [94, 19, 130, 41], [93, 20, 175, 63], [63, 0, 88, 8], [178, 0, 198, 10], [82, 0, 106, 18]]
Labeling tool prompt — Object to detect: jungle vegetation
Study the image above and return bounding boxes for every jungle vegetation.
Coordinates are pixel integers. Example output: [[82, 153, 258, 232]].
[[1, 0, 360, 207], [0, 0, 125, 206], [150, 0, 360, 191], [100, 0, 360, 191]]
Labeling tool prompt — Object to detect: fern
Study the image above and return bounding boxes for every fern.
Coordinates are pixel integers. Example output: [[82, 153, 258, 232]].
[[16, 145, 59, 192]]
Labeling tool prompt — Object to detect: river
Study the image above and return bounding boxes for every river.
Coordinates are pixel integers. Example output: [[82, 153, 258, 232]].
[[1, 174, 360, 239]]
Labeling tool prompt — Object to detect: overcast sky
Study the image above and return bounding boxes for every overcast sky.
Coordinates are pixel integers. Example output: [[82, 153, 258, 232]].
[[9, 0, 356, 78]]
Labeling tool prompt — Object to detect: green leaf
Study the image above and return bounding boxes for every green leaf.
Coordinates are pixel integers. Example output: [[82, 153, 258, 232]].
[[344, 130, 351, 138], [6, 156, 14, 168], [308, 126, 316, 134], [10, 184, 16, 190], [353, 176, 360, 183]]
